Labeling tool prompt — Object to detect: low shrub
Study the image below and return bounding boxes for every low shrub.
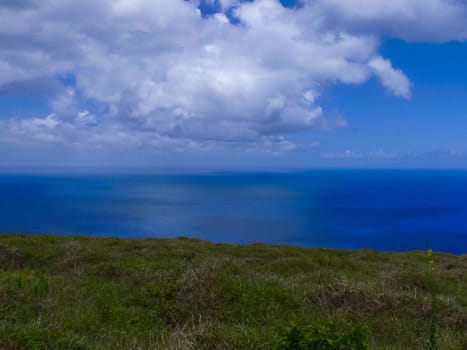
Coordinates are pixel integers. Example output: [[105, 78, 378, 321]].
[[276, 321, 368, 350]]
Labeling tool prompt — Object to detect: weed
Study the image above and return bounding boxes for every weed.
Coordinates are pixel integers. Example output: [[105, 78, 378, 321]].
[[276, 321, 368, 350], [426, 248, 438, 350]]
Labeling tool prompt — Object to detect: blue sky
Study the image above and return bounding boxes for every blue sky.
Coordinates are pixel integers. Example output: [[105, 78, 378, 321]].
[[1, 0, 467, 169], [314, 40, 467, 160]]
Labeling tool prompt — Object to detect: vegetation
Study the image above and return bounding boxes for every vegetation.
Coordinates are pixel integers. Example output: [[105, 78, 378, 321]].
[[426, 248, 439, 350], [0, 234, 466, 349], [275, 321, 368, 350]]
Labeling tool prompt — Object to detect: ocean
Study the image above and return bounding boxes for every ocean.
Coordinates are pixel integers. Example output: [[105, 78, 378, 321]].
[[0, 169, 466, 253]]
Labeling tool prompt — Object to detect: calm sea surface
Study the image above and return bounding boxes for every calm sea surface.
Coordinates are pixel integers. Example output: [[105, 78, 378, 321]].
[[0, 170, 466, 253]]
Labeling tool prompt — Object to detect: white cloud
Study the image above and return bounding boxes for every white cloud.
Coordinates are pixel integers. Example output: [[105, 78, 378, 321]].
[[369, 57, 411, 98], [313, 0, 467, 41], [0, 0, 466, 152], [321, 149, 396, 160]]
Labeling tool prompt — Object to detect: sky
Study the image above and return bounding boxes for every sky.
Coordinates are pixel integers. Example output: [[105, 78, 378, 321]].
[[1, 0, 467, 169]]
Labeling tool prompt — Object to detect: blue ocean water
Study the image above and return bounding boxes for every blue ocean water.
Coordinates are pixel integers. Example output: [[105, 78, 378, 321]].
[[0, 170, 466, 253]]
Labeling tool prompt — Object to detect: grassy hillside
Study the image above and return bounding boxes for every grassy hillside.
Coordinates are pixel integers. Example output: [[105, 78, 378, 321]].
[[0, 234, 466, 349]]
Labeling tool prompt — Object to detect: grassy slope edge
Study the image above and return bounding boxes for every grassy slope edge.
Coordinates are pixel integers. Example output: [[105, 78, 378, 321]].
[[0, 234, 466, 349]]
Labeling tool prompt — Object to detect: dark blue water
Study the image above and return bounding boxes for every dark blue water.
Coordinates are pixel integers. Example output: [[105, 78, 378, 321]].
[[0, 170, 466, 253]]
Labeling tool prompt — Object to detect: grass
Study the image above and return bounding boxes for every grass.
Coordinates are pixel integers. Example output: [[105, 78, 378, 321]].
[[0, 234, 466, 349]]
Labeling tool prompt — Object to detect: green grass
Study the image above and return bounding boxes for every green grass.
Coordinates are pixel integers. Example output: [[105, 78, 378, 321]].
[[0, 234, 466, 349]]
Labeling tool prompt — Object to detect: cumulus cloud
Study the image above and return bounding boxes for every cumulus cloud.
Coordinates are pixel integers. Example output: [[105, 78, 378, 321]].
[[313, 0, 467, 41], [0, 0, 466, 152], [369, 57, 411, 98]]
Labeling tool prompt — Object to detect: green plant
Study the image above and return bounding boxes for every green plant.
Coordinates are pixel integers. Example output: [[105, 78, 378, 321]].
[[1, 234, 466, 349], [426, 248, 438, 350], [276, 321, 368, 350]]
